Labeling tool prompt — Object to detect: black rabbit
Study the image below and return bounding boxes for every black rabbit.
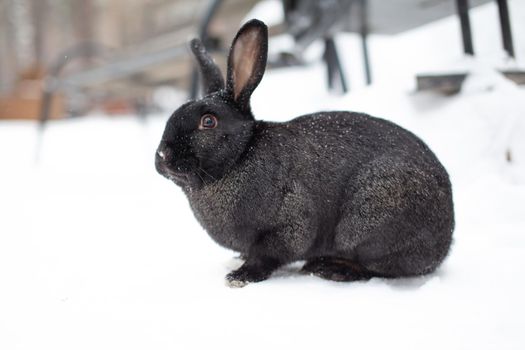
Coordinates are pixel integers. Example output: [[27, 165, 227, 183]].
[[155, 19, 454, 287]]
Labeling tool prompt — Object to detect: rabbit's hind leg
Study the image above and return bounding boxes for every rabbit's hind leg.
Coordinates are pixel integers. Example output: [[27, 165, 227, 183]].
[[301, 257, 373, 282]]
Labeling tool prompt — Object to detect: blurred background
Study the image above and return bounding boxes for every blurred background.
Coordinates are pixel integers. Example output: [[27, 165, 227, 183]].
[[1, 1, 525, 350], [0, 0, 258, 119], [0, 0, 520, 121]]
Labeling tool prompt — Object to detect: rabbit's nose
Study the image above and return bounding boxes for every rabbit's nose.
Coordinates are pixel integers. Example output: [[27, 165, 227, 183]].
[[157, 145, 172, 161]]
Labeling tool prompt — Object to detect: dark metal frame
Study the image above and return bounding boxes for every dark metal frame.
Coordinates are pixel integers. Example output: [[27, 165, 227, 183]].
[[359, 0, 372, 85], [496, 0, 514, 58], [324, 37, 348, 93], [418, 0, 518, 93], [455, 0, 515, 58], [456, 0, 474, 55], [324, 0, 372, 92]]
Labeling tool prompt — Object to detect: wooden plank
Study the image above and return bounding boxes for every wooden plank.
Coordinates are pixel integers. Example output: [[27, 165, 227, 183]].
[[416, 73, 468, 95]]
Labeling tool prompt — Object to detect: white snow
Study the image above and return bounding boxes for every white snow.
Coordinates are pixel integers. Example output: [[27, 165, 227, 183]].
[[1, 1, 525, 349]]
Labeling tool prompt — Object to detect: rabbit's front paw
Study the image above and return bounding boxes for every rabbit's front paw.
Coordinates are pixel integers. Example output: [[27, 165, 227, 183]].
[[225, 263, 274, 288]]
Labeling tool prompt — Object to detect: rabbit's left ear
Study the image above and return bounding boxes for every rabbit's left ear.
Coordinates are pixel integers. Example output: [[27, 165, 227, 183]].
[[226, 19, 268, 111], [190, 38, 225, 95]]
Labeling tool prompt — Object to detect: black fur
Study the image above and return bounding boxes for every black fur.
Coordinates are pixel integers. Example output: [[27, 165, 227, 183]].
[[155, 19, 454, 287]]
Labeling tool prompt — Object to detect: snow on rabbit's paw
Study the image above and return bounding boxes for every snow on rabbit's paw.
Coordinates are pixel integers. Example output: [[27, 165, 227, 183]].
[[225, 278, 249, 288], [225, 266, 270, 288]]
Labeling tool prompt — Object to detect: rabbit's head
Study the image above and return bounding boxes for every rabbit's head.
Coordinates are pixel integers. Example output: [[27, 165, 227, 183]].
[[156, 20, 268, 187]]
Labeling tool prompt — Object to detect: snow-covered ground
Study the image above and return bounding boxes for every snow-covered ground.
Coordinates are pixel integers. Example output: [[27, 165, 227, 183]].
[[1, 1, 525, 349]]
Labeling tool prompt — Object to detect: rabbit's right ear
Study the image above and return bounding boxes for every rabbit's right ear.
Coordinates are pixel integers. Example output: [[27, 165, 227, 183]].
[[226, 19, 268, 112], [190, 38, 225, 95]]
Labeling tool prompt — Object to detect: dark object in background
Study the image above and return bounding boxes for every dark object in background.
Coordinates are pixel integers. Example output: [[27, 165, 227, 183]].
[[455, 0, 515, 60], [417, 74, 468, 95], [417, 0, 521, 94], [155, 20, 455, 288], [281, 0, 353, 93], [283, 0, 352, 53]]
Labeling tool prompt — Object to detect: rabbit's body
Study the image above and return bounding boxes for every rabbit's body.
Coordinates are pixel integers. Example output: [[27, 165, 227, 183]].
[[156, 20, 454, 287], [186, 111, 453, 278]]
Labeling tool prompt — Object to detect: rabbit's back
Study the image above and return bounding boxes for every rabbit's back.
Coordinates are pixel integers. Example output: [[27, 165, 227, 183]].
[[262, 111, 450, 199]]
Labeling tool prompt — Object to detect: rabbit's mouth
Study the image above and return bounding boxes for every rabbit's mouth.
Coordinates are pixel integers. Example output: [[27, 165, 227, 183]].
[[155, 157, 191, 184], [160, 166, 191, 184]]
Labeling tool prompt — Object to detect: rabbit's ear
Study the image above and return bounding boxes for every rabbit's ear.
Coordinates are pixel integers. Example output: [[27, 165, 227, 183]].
[[226, 19, 268, 111], [190, 38, 225, 95]]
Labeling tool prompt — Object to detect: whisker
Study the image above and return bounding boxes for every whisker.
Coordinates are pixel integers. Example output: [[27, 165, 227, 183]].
[[199, 167, 218, 182], [198, 156, 223, 165], [195, 170, 206, 184]]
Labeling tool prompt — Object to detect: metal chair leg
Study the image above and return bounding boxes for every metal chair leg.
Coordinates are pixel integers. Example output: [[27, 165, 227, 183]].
[[496, 0, 515, 58], [456, 0, 474, 55], [324, 37, 348, 94], [332, 39, 348, 93], [324, 38, 335, 90], [359, 0, 372, 85]]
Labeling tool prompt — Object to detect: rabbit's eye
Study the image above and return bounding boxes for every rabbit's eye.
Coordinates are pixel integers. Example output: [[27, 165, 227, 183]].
[[199, 114, 218, 129]]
